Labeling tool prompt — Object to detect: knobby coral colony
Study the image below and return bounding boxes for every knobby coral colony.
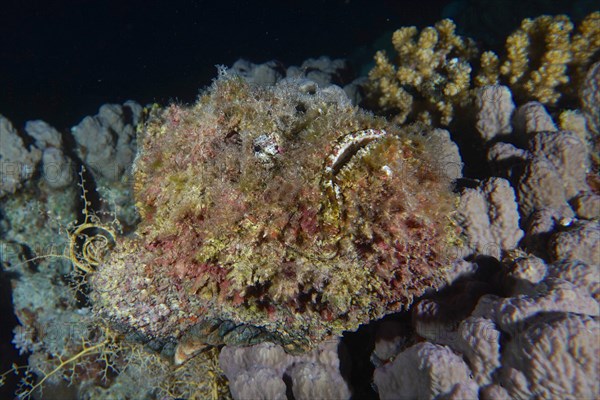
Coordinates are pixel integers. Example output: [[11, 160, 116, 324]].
[[368, 12, 600, 126], [91, 73, 459, 351]]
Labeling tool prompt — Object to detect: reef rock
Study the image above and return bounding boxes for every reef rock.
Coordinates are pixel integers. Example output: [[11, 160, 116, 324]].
[[0, 115, 42, 197]]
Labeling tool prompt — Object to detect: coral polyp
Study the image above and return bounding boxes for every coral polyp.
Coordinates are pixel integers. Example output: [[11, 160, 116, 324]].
[[91, 72, 459, 350]]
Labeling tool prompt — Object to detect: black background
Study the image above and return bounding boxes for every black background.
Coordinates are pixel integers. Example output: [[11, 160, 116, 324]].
[[1, 0, 455, 130]]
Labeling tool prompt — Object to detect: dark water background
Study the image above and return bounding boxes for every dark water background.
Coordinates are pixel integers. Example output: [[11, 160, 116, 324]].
[[0, 0, 440, 130], [2, 0, 597, 130]]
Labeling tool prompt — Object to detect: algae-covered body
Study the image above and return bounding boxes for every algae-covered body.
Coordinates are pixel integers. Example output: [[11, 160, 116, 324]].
[[92, 71, 458, 350]]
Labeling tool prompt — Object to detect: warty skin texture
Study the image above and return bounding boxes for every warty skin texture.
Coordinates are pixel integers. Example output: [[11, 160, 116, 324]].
[[91, 73, 459, 351]]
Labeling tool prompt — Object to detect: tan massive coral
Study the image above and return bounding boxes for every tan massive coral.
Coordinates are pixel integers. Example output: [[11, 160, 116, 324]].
[[219, 340, 350, 400], [373, 342, 478, 400], [501, 313, 599, 399], [457, 177, 523, 258]]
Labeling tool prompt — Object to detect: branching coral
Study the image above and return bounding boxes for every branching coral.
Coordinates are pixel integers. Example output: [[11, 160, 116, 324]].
[[91, 71, 460, 351], [367, 19, 477, 126], [477, 12, 600, 105], [367, 12, 599, 128]]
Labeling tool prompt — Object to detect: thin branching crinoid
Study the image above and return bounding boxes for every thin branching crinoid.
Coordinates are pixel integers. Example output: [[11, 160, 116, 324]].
[[0, 168, 121, 275], [1, 321, 123, 400], [68, 166, 121, 274]]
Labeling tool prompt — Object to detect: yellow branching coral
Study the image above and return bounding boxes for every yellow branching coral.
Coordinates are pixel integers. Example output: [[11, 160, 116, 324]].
[[367, 13, 598, 125], [474, 51, 500, 86], [367, 19, 477, 126], [570, 12, 600, 95], [500, 15, 573, 104], [477, 12, 600, 105]]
